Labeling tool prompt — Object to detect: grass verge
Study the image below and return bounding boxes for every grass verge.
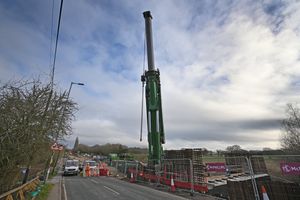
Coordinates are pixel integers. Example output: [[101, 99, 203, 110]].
[[36, 183, 54, 200]]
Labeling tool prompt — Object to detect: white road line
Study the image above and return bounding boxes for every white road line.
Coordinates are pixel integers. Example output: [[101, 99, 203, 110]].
[[62, 177, 68, 200], [59, 177, 62, 200], [103, 186, 120, 195], [119, 181, 188, 200], [90, 179, 98, 184]]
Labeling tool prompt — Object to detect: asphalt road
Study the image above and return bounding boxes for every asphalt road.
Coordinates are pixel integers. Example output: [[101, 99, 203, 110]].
[[64, 176, 188, 200]]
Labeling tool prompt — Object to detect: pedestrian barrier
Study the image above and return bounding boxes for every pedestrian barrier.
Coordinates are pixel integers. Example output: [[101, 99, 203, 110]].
[[130, 172, 135, 183], [0, 177, 40, 200]]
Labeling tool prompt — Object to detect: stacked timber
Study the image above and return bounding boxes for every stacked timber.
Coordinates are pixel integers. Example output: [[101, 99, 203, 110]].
[[164, 148, 206, 184], [182, 148, 205, 184]]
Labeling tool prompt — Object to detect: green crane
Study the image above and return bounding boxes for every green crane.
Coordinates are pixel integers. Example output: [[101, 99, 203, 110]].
[[141, 11, 165, 166]]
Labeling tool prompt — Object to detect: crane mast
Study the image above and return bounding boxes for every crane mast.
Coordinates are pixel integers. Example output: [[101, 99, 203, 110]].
[[142, 11, 165, 166]]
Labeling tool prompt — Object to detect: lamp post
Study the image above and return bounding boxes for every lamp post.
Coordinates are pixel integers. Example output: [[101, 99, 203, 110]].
[[47, 81, 84, 177], [54, 82, 84, 140], [67, 82, 84, 99]]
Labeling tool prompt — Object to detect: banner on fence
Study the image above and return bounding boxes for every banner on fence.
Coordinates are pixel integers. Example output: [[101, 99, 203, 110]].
[[206, 162, 226, 172], [280, 162, 300, 175]]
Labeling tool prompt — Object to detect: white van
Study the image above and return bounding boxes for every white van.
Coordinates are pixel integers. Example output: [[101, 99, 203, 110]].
[[63, 160, 79, 176]]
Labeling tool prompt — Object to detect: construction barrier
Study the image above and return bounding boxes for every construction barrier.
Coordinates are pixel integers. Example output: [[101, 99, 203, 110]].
[[82, 162, 109, 177], [110, 151, 300, 199], [110, 158, 208, 193]]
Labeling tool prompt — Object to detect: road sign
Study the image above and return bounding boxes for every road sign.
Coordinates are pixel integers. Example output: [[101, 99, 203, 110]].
[[51, 143, 64, 151]]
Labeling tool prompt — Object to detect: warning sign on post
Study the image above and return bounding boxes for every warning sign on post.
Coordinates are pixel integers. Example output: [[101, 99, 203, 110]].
[[51, 143, 64, 151]]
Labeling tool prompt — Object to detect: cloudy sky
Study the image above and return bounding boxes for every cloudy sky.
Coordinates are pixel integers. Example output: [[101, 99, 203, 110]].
[[1, 0, 300, 150]]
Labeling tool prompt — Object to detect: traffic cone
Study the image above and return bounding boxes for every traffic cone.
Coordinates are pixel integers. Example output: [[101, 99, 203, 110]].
[[261, 185, 270, 200], [171, 175, 175, 192], [130, 172, 134, 183]]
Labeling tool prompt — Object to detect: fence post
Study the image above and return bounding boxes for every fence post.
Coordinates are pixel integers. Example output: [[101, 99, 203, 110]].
[[189, 159, 194, 195], [124, 161, 127, 175], [116, 160, 118, 171], [135, 161, 138, 182]]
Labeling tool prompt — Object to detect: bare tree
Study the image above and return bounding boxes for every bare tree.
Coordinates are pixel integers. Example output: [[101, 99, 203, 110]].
[[281, 103, 300, 153], [226, 145, 243, 152], [0, 80, 77, 192]]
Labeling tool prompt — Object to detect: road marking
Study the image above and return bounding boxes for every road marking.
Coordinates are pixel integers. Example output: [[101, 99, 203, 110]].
[[59, 177, 62, 200], [62, 177, 68, 200], [90, 179, 98, 184], [103, 186, 120, 195]]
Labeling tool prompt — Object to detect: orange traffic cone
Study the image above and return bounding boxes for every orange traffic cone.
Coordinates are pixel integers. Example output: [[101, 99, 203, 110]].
[[261, 185, 270, 200], [130, 172, 134, 183], [171, 175, 175, 192]]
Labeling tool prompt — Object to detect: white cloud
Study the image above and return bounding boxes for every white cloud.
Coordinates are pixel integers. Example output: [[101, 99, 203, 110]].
[[1, 0, 300, 150]]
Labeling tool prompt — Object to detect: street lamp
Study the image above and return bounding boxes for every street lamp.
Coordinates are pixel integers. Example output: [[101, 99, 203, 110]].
[[67, 82, 85, 98], [58, 81, 84, 139], [47, 81, 84, 178]]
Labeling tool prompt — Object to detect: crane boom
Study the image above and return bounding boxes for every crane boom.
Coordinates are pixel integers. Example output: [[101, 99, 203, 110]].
[[142, 11, 165, 166]]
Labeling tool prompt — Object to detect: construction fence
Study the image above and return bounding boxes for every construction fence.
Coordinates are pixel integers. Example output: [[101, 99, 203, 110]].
[[111, 159, 208, 193], [204, 154, 300, 200], [111, 148, 208, 193], [111, 152, 300, 200]]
